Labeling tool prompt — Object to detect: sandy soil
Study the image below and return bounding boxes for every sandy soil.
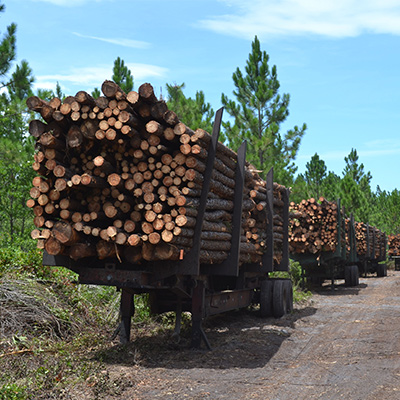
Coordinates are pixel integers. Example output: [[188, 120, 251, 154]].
[[67, 270, 400, 400]]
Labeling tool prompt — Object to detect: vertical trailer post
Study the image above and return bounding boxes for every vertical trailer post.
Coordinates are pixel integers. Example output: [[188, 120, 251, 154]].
[[119, 289, 135, 344], [261, 168, 275, 273], [179, 107, 223, 276], [190, 280, 211, 349], [274, 187, 290, 271], [201, 140, 247, 277], [184, 108, 222, 349]]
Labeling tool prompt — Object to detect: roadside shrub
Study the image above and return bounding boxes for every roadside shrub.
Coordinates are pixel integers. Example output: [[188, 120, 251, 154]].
[[0, 384, 28, 400]]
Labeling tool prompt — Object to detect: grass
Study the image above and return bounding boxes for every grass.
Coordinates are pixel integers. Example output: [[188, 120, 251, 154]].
[[0, 243, 312, 399]]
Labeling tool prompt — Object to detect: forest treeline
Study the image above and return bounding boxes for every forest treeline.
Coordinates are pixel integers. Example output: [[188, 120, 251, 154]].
[[1, 3, 399, 251]]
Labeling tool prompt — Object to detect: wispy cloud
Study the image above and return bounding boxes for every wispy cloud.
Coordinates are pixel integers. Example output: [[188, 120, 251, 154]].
[[34, 64, 168, 92], [200, 0, 400, 39], [73, 32, 151, 49]]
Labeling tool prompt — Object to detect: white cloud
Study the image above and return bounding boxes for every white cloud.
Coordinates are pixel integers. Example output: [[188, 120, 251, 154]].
[[34, 64, 168, 92], [73, 32, 151, 49], [200, 0, 400, 39]]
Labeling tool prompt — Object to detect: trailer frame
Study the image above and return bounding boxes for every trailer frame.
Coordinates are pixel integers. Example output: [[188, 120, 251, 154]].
[[42, 108, 292, 349]]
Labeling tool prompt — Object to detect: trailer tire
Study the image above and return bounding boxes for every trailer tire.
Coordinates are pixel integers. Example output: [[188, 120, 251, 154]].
[[272, 280, 287, 318], [284, 280, 293, 314], [352, 265, 359, 286], [345, 265, 359, 286], [377, 263, 387, 277], [260, 280, 273, 317]]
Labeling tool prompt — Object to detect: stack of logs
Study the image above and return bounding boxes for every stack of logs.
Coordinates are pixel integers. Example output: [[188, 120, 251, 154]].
[[289, 197, 340, 255], [27, 80, 287, 266], [355, 222, 385, 259], [388, 234, 400, 257], [289, 197, 386, 260]]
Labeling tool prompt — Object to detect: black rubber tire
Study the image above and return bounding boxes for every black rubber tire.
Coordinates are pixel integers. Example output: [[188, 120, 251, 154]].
[[345, 265, 359, 287], [284, 279, 293, 314], [260, 280, 273, 317], [344, 266, 352, 286], [272, 280, 287, 318], [377, 263, 387, 277], [351, 265, 359, 286]]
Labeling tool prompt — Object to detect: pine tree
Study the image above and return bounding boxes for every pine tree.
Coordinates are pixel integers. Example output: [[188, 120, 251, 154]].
[[0, 3, 35, 244], [343, 148, 372, 190], [221, 36, 306, 184], [0, 3, 16, 80], [166, 83, 214, 133], [303, 153, 327, 199], [112, 56, 133, 93], [340, 149, 373, 222]]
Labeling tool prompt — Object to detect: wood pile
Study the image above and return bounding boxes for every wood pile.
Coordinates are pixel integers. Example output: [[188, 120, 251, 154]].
[[355, 222, 386, 259], [288, 197, 339, 255], [27, 80, 287, 266], [388, 234, 400, 257]]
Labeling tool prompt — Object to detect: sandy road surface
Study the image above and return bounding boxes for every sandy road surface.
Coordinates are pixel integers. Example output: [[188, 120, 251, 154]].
[[98, 270, 400, 400]]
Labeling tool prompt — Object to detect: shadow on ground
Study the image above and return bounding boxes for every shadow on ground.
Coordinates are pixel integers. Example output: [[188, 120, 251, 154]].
[[308, 281, 368, 296], [93, 304, 317, 370]]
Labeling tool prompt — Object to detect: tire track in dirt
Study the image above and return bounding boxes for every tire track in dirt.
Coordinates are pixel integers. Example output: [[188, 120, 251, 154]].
[[102, 271, 400, 400]]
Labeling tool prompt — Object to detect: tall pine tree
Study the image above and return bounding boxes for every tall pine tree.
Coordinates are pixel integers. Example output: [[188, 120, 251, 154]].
[[303, 153, 327, 199], [0, 2, 35, 245], [112, 57, 133, 93], [221, 36, 306, 185], [339, 149, 372, 223], [166, 83, 214, 133]]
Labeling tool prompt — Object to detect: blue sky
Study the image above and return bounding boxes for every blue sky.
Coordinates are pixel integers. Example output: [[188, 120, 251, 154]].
[[3, 0, 400, 192]]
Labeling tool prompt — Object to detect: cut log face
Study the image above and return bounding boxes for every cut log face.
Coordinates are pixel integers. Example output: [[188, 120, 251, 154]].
[[27, 80, 287, 265], [289, 198, 385, 261], [289, 198, 340, 255]]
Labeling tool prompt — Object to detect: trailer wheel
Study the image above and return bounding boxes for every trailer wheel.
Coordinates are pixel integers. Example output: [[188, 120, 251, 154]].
[[260, 280, 273, 317], [352, 265, 359, 286], [284, 280, 293, 314], [272, 280, 287, 318], [345, 265, 359, 286], [377, 263, 387, 277]]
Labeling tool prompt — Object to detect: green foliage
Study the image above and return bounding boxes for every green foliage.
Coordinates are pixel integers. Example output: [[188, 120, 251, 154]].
[[92, 57, 133, 98], [0, 134, 36, 244], [221, 35, 306, 184], [112, 56, 134, 93], [0, 384, 28, 400], [166, 82, 215, 132], [8, 60, 34, 101], [339, 149, 373, 223], [302, 153, 327, 199], [0, 10, 16, 79], [343, 148, 372, 188], [0, 4, 36, 247], [0, 244, 42, 276], [321, 171, 341, 202], [91, 87, 101, 99], [369, 188, 400, 234]]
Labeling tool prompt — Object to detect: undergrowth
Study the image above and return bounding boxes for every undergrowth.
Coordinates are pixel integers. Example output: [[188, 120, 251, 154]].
[[0, 241, 311, 398]]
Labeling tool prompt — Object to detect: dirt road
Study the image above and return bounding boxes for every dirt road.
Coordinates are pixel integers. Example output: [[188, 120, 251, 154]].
[[99, 270, 400, 400]]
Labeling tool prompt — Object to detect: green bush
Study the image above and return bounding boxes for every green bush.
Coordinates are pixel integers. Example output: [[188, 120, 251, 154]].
[[0, 384, 28, 400], [0, 241, 44, 278]]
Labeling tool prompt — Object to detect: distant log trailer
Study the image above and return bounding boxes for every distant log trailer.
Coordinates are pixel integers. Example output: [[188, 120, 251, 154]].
[[27, 81, 292, 348], [355, 222, 387, 277], [289, 198, 359, 287], [289, 197, 387, 285], [388, 234, 400, 271]]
